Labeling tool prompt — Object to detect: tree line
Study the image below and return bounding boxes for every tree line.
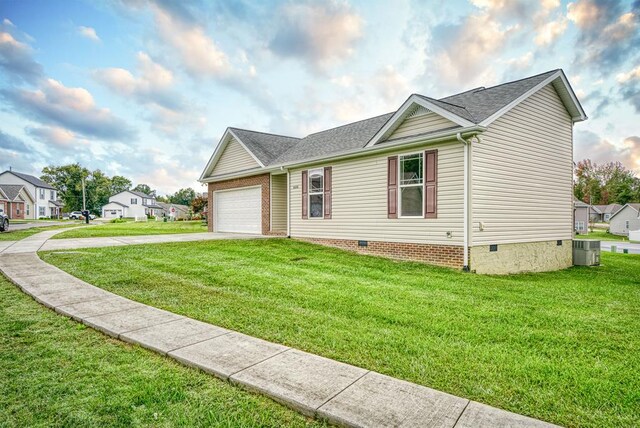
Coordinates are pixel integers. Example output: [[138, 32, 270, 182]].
[[574, 160, 640, 205], [40, 164, 205, 215]]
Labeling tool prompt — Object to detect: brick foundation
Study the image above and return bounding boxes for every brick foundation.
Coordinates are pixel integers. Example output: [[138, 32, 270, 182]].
[[208, 174, 271, 235], [296, 237, 465, 269]]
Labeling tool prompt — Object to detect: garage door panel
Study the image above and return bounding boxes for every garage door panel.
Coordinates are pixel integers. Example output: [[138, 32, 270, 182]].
[[215, 187, 261, 234]]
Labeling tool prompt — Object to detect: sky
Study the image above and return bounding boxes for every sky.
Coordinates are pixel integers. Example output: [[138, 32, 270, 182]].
[[0, 0, 638, 196]]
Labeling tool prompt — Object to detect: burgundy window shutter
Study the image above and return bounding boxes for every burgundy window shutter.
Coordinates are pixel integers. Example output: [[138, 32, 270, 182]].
[[424, 150, 438, 218], [324, 166, 332, 219], [387, 156, 398, 219], [302, 170, 308, 219]]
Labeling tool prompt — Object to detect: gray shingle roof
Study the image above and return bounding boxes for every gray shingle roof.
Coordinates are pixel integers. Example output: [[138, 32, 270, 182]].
[[221, 69, 564, 169], [229, 128, 301, 165], [2, 171, 56, 189], [271, 113, 395, 165], [130, 190, 153, 198], [0, 184, 25, 201], [437, 69, 559, 123]]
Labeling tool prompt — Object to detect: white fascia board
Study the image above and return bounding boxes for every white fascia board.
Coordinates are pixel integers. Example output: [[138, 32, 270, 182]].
[[199, 129, 265, 182], [365, 95, 476, 148], [479, 70, 587, 127], [227, 129, 266, 168]]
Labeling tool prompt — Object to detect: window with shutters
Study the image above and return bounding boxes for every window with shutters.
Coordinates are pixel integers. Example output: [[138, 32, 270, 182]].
[[399, 153, 423, 217], [308, 168, 324, 218]]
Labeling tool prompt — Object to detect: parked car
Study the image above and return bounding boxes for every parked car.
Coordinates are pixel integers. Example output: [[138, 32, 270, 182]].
[[69, 211, 83, 220], [0, 212, 8, 232]]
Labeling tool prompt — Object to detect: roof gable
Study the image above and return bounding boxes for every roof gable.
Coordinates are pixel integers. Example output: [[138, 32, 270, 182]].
[[0, 171, 56, 189], [0, 184, 26, 201], [610, 203, 640, 220]]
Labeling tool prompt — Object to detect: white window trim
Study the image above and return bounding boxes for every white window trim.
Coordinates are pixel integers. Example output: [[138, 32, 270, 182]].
[[398, 151, 424, 219], [575, 221, 585, 231], [308, 168, 324, 219]]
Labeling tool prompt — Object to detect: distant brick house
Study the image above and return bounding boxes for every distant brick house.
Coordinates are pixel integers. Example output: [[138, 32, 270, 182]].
[[0, 184, 35, 219]]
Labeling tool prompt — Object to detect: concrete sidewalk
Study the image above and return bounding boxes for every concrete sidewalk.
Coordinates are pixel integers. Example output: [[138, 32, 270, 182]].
[[0, 230, 558, 427]]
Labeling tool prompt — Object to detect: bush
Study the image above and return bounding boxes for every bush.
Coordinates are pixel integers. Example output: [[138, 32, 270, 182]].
[[110, 218, 127, 223]]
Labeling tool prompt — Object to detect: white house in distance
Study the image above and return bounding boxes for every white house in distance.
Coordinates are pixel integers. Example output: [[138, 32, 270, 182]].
[[157, 202, 190, 220], [101, 190, 163, 219], [0, 170, 59, 218], [609, 203, 640, 236], [200, 69, 586, 275]]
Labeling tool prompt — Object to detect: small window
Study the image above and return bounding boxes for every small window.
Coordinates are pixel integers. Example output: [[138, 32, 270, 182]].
[[575, 221, 585, 231], [625, 220, 630, 229], [308, 168, 324, 218], [39, 206, 45, 216], [26, 205, 29, 215], [399, 153, 423, 217], [50, 190, 54, 200], [39, 189, 45, 199], [131, 198, 138, 205]]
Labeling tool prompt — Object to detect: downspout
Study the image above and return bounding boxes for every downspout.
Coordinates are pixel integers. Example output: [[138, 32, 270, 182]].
[[456, 132, 470, 271], [283, 166, 290, 237]]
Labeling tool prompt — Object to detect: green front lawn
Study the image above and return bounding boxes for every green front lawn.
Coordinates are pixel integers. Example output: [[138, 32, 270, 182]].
[[0, 275, 320, 427], [41, 239, 640, 427], [52, 220, 207, 239], [575, 229, 629, 241]]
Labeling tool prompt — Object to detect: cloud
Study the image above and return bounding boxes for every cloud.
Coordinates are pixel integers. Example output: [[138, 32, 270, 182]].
[[77, 26, 100, 42], [617, 65, 640, 112], [575, 130, 640, 172], [269, 1, 363, 71], [0, 130, 30, 153], [94, 51, 181, 110], [373, 65, 409, 104], [0, 24, 43, 84], [535, 17, 568, 45], [3, 78, 134, 141], [428, 12, 515, 89], [151, 4, 231, 78], [567, 0, 640, 73], [25, 125, 86, 148]]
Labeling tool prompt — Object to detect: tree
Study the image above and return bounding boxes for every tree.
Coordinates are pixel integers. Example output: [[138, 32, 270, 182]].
[[168, 188, 196, 206], [191, 194, 207, 214], [110, 176, 131, 194], [574, 159, 640, 205], [41, 164, 136, 215], [132, 184, 155, 196]]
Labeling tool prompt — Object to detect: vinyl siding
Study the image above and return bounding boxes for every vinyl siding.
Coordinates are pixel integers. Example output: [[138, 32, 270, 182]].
[[289, 141, 464, 245], [271, 174, 287, 232], [471, 84, 574, 245], [387, 111, 457, 140], [212, 138, 260, 176], [609, 206, 640, 236]]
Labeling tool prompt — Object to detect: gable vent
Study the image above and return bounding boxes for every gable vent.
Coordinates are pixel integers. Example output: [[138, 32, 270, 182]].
[[407, 105, 432, 118]]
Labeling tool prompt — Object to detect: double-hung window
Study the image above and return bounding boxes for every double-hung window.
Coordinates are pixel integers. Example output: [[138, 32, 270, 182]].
[[39, 189, 45, 200], [131, 198, 138, 205], [308, 168, 324, 218], [399, 153, 423, 217]]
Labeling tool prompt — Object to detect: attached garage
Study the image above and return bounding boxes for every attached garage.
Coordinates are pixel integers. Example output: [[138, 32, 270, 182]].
[[102, 201, 128, 219], [215, 186, 261, 234]]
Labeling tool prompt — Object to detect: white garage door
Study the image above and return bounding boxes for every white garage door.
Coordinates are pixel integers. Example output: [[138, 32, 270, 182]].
[[215, 187, 261, 234], [103, 209, 122, 218]]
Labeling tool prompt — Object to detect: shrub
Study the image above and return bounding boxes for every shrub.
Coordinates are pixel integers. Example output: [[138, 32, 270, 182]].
[[110, 218, 127, 223]]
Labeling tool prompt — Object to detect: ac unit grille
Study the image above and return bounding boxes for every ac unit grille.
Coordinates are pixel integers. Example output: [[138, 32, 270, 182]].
[[573, 240, 600, 250]]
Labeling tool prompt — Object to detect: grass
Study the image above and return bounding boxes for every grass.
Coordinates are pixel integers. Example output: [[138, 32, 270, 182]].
[[52, 220, 207, 239], [41, 239, 640, 428], [576, 229, 629, 241], [0, 274, 321, 427], [0, 224, 80, 241]]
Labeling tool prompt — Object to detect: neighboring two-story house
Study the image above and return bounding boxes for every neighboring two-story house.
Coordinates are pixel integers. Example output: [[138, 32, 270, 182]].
[[0, 170, 59, 219], [101, 190, 163, 219]]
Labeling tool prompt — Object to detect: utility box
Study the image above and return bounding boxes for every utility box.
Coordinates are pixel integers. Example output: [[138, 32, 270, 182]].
[[573, 240, 600, 266]]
